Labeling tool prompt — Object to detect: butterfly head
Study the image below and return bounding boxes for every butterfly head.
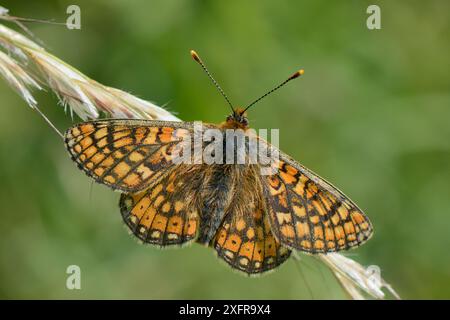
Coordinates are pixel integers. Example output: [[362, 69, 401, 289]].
[[224, 108, 249, 129]]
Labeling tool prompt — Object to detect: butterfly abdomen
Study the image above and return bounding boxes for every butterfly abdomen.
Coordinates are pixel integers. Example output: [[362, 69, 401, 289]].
[[196, 166, 234, 244]]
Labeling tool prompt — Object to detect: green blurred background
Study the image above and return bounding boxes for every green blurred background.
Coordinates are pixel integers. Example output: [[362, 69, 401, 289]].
[[0, 0, 449, 299]]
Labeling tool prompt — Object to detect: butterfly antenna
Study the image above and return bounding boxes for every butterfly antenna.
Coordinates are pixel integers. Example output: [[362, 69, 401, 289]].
[[190, 50, 235, 114], [242, 69, 304, 113]]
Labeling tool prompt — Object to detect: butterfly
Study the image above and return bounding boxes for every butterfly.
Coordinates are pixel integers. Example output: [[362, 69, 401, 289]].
[[64, 51, 373, 275]]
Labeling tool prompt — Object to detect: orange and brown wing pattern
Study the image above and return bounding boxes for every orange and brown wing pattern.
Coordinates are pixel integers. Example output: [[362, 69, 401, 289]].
[[263, 155, 373, 254], [64, 119, 193, 193], [213, 201, 291, 275], [119, 166, 199, 246]]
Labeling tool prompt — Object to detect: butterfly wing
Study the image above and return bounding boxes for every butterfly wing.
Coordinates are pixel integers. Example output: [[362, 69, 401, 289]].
[[64, 119, 196, 193], [263, 151, 373, 254], [211, 165, 291, 275], [119, 165, 201, 246]]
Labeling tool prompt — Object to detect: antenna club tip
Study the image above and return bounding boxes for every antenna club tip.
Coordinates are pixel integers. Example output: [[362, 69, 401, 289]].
[[290, 69, 305, 80], [190, 50, 201, 62]]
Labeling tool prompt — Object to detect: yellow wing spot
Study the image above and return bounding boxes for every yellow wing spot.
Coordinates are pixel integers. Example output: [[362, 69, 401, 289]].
[[360, 222, 370, 230], [113, 150, 124, 159], [167, 216, 182, 233], [338, 206, 349, 220], [239, 242, 255, 259], [94, 127, 108, 140], [265, 238, 276, 256], [114, 162, 131, 177], [85, 145, 98, 159], [91, 152, 105, 165], [166, 181, 175, 193], [150, 184, 163, 199], [301, 240, 311, 249], [150, 231, 161, 239], [174, 201, 184, 213], [236, 219, 246, 231], [184, 219, 197, 236], [114, 137, 133, 148], [217, 229, 227, 246], [314, 226, 324, 239], [276, 212, 292, 224], [79, 136, 93, 149], [225, 234, 242, 252], [224, 251, 234, 259], [246, 228, 255, 239], [158, 131, 175, 143], [293, 205, 306, 217], [325, 227, 335, 241], [129, 215, 138, 224], [334, 226, 345, 240], [351, 211, 365, 224], [239, 258, 249, 266], [295, 222, 309, 238], [132, 196, 151, 219], [101, 155, 115, 167], [312, 200, 327, 216], [80, 123, 94, 133], [96, 137, 108, 148], [280, 225, 295, 238], [344, 222, 355, 234], [279, 170, 297, 184], [123, 173, 140, 187], [253, 242, 264, 262], [162, 202, 171, 213], [331, 213, 340, 225], [140, 207, 157, 227], [153, 195, 165, 208], [104, 175, 116, 184], [309, 215, 320, 224], [71, 127, 81, 137], [318, 193, 333, 210], [73, 144, 82, 153], [129, 151, 145, 162], [94, 167, 105, 176], [151, 214, 168, 231], [314, 240, 325, 250]]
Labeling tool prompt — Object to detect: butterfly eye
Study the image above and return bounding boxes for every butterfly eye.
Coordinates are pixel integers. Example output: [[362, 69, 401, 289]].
[[241, 117, 249, 126], [226, 115, 234, 122]]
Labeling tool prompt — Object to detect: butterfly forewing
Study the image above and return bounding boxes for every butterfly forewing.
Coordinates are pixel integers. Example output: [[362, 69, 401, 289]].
[[263, 152, 373, 253], [64, 120, 194, 193]]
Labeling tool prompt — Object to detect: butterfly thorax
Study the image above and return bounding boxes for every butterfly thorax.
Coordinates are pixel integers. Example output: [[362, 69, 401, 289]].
[[219, 108, 250, 130]]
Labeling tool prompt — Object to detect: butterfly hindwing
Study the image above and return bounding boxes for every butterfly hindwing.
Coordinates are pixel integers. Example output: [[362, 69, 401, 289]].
[[119, 166, 200, 246], [263, 153, 373, 254], [64, 119, 193, 193], [213, 183, 291, 275]]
